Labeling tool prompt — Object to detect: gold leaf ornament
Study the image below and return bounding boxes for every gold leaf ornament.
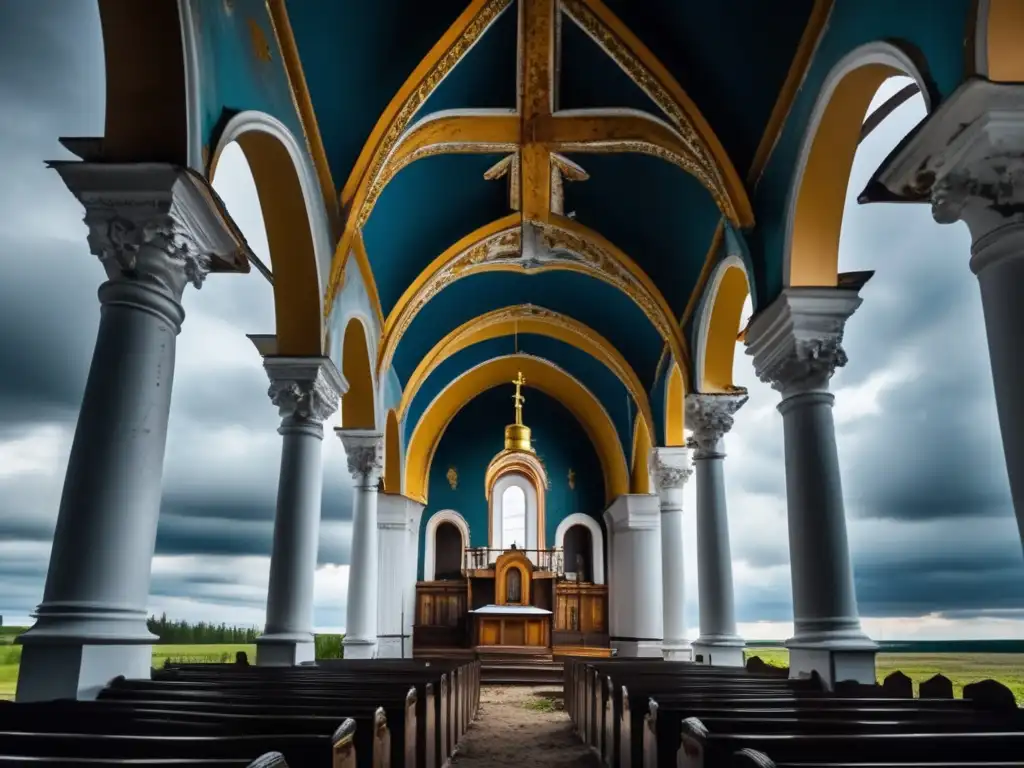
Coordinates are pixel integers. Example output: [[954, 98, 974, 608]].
[[447, 466, 458, 490]]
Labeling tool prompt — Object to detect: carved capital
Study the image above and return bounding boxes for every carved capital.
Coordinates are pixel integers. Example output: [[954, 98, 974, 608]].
[[685, 392, 748, 458], [49, 162, 250, 302], [263, 357, 347, 424], [745, 288, 862, 399], [337, 429, 384, 487], [648, 446, 693, 492]]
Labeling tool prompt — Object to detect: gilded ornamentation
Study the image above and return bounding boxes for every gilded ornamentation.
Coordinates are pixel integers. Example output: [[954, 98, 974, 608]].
[[247, 19, 272, 62], [447, 466, 458, 490], [568, 468, 576, 490], [558, 0, 736, 222]]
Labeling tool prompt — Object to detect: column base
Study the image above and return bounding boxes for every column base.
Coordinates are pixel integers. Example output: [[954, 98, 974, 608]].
[[661, 640, 693, 662], [256, 634, 315, 666], [16, 642, 152, 702], [692, 636, 746, 667], [376, 636, 407, 659], [342, 637, 377, 660], [611, 639, 662, 658], [787, 637, 878, 687]]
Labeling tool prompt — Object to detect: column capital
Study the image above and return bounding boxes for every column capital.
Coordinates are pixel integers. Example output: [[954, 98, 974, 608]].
[[685, 392, 748, 458], [648, 446, 693, 492], [50, 161, 250, 302], [262, 355, 347, 425], [862, 78, 1024, 250], [744, 287, 863, 399], [337, 429, 384, 487]]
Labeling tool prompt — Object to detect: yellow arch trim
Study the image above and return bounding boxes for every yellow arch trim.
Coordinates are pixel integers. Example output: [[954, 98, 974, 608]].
[[789, 64, 898, 287], [210, 133, 322, 356], [326, 0, 514, 312], [384, 409, 401, 493], [701, 266, 750, 392], [562, 0, 753, 227], [341, 318, 376, 429], [379, 214, 690, 381], [396, 304, 656, 449], [351, 232, 385, 331], [630, 416, 652, 495], [486, 449, 550, 549], [987, 0, 1024, 81], [405, 354, 629, 504], [665, 362, 686, 447]]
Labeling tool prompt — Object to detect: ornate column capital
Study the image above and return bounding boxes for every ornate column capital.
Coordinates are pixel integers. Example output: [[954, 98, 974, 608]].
[[337, 429, 385, 488], [744, 287, 863, 399], [685, 392, 748, 458], [861, 79, 1024, 254], [263, 356, 347, 425], [49, 162, 251, 303], [648, 446, 693, 493]]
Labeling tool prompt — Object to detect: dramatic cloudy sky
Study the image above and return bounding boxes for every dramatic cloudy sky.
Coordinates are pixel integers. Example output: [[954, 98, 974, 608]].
[[1, 3, 1021, 640]]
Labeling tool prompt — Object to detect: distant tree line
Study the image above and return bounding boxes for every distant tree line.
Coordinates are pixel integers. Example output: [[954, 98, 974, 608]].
[[147, 614, 260, 644]]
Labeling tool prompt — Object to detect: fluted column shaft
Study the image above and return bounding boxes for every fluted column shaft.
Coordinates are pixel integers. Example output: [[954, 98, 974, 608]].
[[745, 287, 877, 686], [338, 430, 384, 659], [17, 164, 248, 701], [257, 358, 346, 666], [687, 393, 746, 667], [650, 447, 693, 661]]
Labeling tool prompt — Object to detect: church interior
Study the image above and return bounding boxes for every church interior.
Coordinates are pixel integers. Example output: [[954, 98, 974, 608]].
[[3, 0, 1024, 765]]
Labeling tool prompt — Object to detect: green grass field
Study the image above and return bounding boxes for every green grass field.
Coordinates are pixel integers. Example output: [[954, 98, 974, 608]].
[[1, 629, 1020, 703]]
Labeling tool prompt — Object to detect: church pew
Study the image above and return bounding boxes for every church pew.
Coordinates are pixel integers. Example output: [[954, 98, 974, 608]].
[[149, 669, 446, 767], [673, 717, 1024, 768], [730, 747, 1024, 768], [0, 751, 292, 768], [97, 684, 405, 768], [0, 701, 376, 768], [0, 729, 356, 768], [644, 705, 1024, 768]]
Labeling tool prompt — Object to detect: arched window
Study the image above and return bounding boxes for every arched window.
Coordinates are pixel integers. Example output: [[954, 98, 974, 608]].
[[501, 485, 526, 550]]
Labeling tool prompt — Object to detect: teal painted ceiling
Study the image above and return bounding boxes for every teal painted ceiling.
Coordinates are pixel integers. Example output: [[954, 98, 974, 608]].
[[186, 0, 973, 445], [392, 271, 664, 393], [403, 334, 636, 459]]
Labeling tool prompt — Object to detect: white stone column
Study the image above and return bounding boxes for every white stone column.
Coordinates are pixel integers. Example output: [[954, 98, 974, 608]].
[[687, 393, 747, 667], [649, 447, 694, 661], [338, 430, 384, 659], [256, 356, 346, 666], [864, 79, 1024, 549], [377, 493, 425, 659], [16, 163, 248, 701], [404, 501, 425, 658], [603, 495, 663, 657], [745, 287, 877, 686]]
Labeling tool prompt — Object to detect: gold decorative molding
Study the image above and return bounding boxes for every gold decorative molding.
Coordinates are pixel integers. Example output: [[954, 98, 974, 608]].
[[379, 215, 689, 383], [447, 466, 458, 490], [396, 302, 656, 449], [568, 468, 576, 490]]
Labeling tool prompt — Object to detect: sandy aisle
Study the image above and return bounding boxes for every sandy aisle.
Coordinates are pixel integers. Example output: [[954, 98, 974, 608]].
[[452, 685, 599, 767]]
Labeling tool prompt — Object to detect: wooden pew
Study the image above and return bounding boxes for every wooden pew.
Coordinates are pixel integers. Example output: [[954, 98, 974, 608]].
[[0, 751, 292, 768]]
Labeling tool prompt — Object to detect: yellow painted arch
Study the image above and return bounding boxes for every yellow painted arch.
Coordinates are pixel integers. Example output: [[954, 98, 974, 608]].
[[384, 408, 401, 493], [209, 132, 323, 356], [379, 215, 690, 384], [405, 354, 629, 504], [630, 416, 652, 494], [986, 0, 1024, 81], [700, 263, 750, 393], [396, 304, 655, 451], [788, 63, 901, 288], [341, 318, 376, 429], [665, 362, 686, 447]]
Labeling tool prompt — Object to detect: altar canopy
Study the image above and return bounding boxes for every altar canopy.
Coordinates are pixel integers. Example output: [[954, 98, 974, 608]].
[[15, 0, 1024, 700]]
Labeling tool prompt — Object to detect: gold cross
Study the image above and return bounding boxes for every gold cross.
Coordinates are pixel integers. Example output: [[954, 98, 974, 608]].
[[512, 371, 527, 425]]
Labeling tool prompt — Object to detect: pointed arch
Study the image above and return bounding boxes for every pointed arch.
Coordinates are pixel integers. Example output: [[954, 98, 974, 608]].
[[630, 416, 652, 495], [664, 362, 686, 447], [341, 318, 376, 429], [785, 42, 933, 291]]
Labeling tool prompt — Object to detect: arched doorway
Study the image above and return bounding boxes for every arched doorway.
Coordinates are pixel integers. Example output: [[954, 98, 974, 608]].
[[341, 317, 375, 429], [563, 524, 593, 583], [434, 522, 463, 580]]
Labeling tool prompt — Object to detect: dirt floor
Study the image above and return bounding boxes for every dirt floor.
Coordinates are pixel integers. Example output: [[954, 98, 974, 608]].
[[452, 685, 600, 767]]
